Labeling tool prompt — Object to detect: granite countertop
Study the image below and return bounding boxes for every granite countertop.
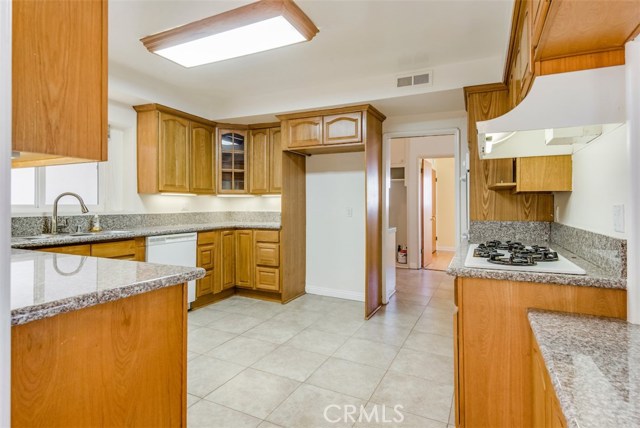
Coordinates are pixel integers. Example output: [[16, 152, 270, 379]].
[[10, 249, 205, 326], [528, 310, 640, 428], [446, 241, 626, 289], [11, 221, 281, 249]]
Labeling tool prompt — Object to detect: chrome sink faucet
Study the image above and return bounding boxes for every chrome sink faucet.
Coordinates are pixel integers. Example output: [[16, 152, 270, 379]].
[[51, 192, 89, 234]]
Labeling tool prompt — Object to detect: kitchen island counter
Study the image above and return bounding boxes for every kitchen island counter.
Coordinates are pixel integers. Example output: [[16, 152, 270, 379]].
[[446, 241, 626, 289], [528, 310, 640, 428], [10, 248, 205, 325]]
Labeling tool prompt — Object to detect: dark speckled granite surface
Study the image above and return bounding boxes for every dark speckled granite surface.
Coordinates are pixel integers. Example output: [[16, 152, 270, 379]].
[[529, 310, 640, 428]]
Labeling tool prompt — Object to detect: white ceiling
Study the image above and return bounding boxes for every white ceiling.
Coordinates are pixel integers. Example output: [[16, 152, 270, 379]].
[[108, 0, 513, 122]]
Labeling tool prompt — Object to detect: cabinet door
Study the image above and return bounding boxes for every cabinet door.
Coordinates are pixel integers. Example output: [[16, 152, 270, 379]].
[[196, 270, 214, 298], [532, 343, 548, 428], [323, 112, 362, 145], [219, 130, 247, 193], [190, 122, 215, 194], [235, 230, 253, 288], [286, 117, 322, 148], [198, 244, 215, 271], [255, 267, 280, 292], [390, 139, 406, 167], [269, 128, 282, 193], [516, 155, 572, 192], [12, 0, 107, 163], [250, 129, 269, 194], [159, 113, 190, 193], [220, 230, 235, 290]]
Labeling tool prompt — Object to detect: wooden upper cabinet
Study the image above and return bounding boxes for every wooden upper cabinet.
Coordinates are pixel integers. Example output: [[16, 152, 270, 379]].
[[269, 128, 282, 193], [516, 155, 572, 193], [159, 113, 190, 193], [12, 0, 108, 168], [190, 122, 216, 194], [279, 105, 384, 154], [250, 129, 269, 194], [218, 130, 248, 194], [323, 112, 362, 145], [287, 117, 323, 148], [134, 104, 216, 194]]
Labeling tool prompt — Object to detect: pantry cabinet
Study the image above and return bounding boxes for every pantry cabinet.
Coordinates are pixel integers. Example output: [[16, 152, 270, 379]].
[[250, 126, 282, 195], [12, 0, 108, 168], [134, 104, 216, 194]]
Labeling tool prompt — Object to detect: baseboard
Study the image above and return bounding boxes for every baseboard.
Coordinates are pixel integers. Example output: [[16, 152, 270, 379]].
[[386, 288, 397, 303], [305, 284, 365, 302], [409, 262, 419, 269], [436, 246, 456, 252]]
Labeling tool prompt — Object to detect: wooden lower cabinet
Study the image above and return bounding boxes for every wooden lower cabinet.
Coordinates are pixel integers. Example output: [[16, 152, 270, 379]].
[[12, 285, 187, 427], [196, 231, 220, 298], [532, 335, 567, 428], [39, 238, 145, 261], [254, 230, 281, 292], [454, 277, 626, 428]]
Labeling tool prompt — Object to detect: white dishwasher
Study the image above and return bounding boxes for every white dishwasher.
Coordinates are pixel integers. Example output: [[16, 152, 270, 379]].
[[146, 232, 198, 308]]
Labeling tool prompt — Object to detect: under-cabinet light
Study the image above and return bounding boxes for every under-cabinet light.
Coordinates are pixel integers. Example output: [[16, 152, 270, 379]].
[[217, 194, 256, 198], [141, 0, 318, 68], [159, 193, 197, 197]]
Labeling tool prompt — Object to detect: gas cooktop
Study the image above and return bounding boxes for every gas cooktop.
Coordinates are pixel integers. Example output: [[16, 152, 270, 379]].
[[464, 241, 586, 275]]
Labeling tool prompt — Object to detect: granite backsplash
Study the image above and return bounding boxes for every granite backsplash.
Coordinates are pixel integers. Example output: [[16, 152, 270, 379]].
[[468, 220, 626, 279], [12, 211, 281, 237]]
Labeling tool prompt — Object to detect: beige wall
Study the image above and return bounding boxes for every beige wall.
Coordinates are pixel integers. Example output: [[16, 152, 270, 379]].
[[431, 158, 456, 250]]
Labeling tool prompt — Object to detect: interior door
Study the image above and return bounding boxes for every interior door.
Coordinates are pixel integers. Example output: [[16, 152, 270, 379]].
[[422, 159, 433, 267], [432, 169, 437, 253]]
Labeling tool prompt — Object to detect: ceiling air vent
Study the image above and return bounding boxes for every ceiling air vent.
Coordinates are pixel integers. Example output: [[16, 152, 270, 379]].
[[396, 70, 433, 88]]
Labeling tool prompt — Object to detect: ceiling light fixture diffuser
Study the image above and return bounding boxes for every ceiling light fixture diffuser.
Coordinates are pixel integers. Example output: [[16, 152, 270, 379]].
[[141, 0, 319, 68]]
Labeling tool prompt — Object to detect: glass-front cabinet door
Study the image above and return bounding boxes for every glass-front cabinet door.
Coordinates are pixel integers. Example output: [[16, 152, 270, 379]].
[[218, 129, 247, 193]]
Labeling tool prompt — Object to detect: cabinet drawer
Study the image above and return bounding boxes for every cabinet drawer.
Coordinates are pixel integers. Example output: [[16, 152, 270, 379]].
[[287, 117, 322, 148], [255, 243, 280, 267], [255, 267, 280, 292], [91, 240, 136, 259], [323, 112, 362, 145], [198, 244, 215, 270], [198, 230, 218, 245], [254, 230, 279, 243]]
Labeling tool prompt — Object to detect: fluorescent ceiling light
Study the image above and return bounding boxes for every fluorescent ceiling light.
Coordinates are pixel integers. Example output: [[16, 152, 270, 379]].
[[141, 0, 319, 68]]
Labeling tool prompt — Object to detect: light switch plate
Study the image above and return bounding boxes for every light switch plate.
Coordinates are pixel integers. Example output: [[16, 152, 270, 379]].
[[346, 207, 353, 217], [613, 204, 625, 233]]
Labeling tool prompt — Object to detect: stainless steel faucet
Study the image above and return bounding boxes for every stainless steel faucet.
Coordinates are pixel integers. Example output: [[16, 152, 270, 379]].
[[51, 192, 89, 234]]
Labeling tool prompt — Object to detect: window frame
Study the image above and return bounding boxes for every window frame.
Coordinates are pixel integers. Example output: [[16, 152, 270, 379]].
[[11, 163, 106, 215]]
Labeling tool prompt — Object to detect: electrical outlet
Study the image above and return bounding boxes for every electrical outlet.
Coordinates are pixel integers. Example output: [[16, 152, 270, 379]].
[[613, 204, 625, 233], [346, 207, 353, 218]]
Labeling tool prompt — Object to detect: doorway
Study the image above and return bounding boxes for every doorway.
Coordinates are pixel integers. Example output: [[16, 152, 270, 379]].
[[420, 157, 456, 271]]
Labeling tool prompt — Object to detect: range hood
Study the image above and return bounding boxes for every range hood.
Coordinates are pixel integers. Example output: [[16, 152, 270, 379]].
[[477, 66, 626, 159]]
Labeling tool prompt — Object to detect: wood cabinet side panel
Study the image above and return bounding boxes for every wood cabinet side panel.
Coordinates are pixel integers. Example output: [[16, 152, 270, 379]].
[[364, 112, 383, 318], [12, 285, 186, 427], [458, 277, 626, 428], [137, 110, 160, 193], [466, 87, 554, 221]]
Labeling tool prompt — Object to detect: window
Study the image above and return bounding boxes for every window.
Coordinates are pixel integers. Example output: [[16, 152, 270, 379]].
[[11, 163, 101, 209]]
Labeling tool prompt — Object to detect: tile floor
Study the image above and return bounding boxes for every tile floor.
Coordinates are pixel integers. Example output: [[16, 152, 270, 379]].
[[187, 268, 456, 428]]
